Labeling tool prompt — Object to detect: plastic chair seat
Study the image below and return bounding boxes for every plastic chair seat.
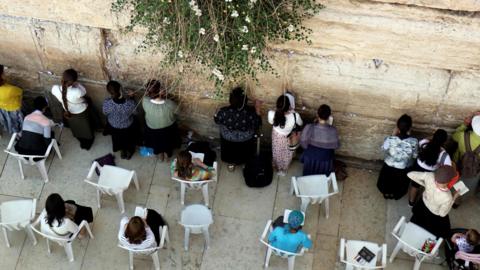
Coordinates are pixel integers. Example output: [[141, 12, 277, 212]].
[[180, 204, 213, 250], [399, 223, 436, 253], [98, 165, 134, 189], [1, 200, 35, 228], [296, 176, 329, 197], [340, 239, 387, 269]]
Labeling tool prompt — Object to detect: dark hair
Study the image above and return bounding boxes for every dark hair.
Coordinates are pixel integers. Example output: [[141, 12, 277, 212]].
[[125, 216, 147, 244], [106, 80, 122, 99], [176, 150, 193, 179], [317, 104, 331, 121], [145, 79, 164, 99], [61, 69, 78, 116], [467, 229, 480, 246], [45, 193, 66, 227], [418, 129, 448, 166], [229, 87, 246, 110], [33, 96, 48, 111], [273, 95, 290, 128], [397, 114, 412, 139]]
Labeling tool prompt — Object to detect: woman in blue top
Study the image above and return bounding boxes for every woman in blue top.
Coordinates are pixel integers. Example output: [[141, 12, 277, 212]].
[[268, 210, 312, 253], [102, 81, 137, 160]]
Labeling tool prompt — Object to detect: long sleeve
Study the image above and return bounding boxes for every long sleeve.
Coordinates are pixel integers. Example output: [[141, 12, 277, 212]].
[[295, 113, 303, 126], [300, 124, 312, 149], [452, 124, 467, 143]]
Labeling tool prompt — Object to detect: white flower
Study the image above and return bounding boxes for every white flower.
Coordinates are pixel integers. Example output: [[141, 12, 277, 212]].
[[241, 44, 248, 51], [231, 10, 239, 18], [213, 34, 219, 42], [178, 50, 183, 58], [248, 0, 257, 8], [287, 24, 294, 32], [163, 17, 171, 25], [199, 28, 205, 35], [225, 0, 232, 2], [250, 46, 256, 54], [245, 16, 251, 23], [212, 68, 224, 81], [195, 8, 202, 16], [240, 26, 248, 33], [189, 0, 196, 7]]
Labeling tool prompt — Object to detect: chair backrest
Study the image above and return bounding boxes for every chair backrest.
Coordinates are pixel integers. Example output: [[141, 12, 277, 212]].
[[84, 162, 131, 195], [291, 173, 339, 198], [391, 216, 443, 258], [259, 220, 305, 258], [0, 199, 36, 230], [118, 226, 169, 254]]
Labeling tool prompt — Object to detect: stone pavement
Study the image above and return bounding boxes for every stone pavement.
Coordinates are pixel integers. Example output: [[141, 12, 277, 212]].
[[0, 129, 479, 270]]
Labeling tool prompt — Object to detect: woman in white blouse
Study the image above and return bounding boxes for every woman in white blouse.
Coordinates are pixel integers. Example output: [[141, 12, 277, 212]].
[[268, 95, 303, 176], [51, 69, 95, 150], [118, 209, 167, 250]]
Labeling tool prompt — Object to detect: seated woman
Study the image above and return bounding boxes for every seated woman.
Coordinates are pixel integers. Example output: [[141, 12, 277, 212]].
[[268, 210, 312, 253], [118, 209, 167, 249], [300, 104, 339, 176], [40, 193, 94, 239], [452, 229, 480, 253], [15, 97, 54, 157], [170, 150, 213, 181]]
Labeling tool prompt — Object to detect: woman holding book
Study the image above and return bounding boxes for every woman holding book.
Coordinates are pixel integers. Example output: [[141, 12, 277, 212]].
[[408, 165, 461, 238]]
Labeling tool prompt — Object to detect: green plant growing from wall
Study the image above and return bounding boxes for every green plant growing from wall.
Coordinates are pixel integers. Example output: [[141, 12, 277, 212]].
[[112, 0, 323, 95]]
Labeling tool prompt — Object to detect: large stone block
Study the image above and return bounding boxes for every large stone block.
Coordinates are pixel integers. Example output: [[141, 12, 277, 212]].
[[0, 0, 128, 30], [274, 1, 480, 72], [370, 0, 480, 12]]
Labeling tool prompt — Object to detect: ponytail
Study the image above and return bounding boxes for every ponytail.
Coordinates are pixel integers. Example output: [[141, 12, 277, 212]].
[[273, 95, 290, 128], [418, 129, 448, 166]]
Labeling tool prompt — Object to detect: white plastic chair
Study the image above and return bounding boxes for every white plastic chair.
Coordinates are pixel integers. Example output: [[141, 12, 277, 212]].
[[30, 214, 94, 262], [259, 220, 309, 270], [4, 131, 62, 183], [290, 173, 339, 217], [179, 204, 213, 251], [0, 199, 37, 247], [84, 161, 139, 213], [390, 216, 443, 270], [171, 152, 217, 206], [339, 238, 387, 270], [118, 226, 170, 270]]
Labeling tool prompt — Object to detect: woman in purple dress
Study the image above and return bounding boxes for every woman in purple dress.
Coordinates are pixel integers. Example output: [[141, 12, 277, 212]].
[[300, 104, 340, 176]]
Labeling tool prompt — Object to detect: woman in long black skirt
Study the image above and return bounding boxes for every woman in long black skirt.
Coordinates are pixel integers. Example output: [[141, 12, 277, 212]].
[[103, 81, 138, 159], [408, 165, 460, 238], [214, 87, 261, 171], [377, 114, 418, 199], [142, 80, 180, 161]]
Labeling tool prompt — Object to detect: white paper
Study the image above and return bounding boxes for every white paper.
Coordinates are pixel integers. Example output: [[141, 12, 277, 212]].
[[453, 181, 469, 196], [134, 206, 147, 218]]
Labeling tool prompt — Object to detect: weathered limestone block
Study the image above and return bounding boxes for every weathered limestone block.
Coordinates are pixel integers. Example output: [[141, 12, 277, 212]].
[[273, 1, 480, 72], [0, 0, 128, 30], [0, 16, 43, 73], [31, 20, 107, 81], [370, 0, 480, 12]]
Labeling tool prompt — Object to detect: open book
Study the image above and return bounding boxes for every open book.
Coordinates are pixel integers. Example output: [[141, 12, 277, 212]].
[[354, 246, 376, 264], [453, 181, 469, 196]]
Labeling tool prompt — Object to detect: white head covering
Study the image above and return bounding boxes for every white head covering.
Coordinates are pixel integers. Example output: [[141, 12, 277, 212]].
[[472, 116, 480, 136]]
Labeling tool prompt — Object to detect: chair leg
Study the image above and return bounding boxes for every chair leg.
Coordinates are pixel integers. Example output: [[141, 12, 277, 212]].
[[2, 227, 10, 248], [115, 192, 125, 213], [46, 238, 51, 254], [389, 242, 402, 263], [264, 247, 273, 268], [53, 141, 62, 160], [202, 184, 209, 206], [25, 226, 37, 245], [96, 189, 101, 209], [129, 251, 134, 270], [151, 251, 160, 270], [300, 198, 309, 213], [83, 222, 94, 239], [413, 258, 422, 270], [184, 228, 190, 251], [36, 160, 49, 183], [64, 242, 74, 262], [324, 198, 330, 219], [18, 160, 25, 179], [287, 256, 295, 270], [180, 183, 186, 205], [202, 226, 210, 250], [133, 172, 139, 190]]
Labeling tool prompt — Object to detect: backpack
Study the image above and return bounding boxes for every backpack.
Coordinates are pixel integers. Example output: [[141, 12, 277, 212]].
[[459, 132, 480, 179]]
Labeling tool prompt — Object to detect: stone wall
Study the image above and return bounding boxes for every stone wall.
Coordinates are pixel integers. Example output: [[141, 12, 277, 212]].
[[0, 0, 479, 161]]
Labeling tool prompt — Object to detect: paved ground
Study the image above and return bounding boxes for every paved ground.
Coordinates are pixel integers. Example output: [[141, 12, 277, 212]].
[[0, 129, 479, 270]]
